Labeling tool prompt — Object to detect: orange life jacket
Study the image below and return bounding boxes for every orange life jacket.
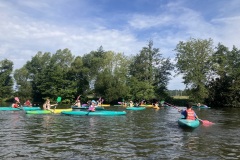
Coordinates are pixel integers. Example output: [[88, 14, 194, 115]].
[[186, 109, 195, 120]]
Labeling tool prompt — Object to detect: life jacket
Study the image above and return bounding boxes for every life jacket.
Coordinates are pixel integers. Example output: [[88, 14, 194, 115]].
[[12, 103, 19, 108], [88, 105, 95, 111], [186, 109, 195, 120]]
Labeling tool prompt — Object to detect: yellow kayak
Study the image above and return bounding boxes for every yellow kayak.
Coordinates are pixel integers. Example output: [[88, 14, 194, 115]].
[[26, 108, 72, 114], [140, 104, 154, 108], [99, 104, 110, 107], [52, 108, 72, 114]]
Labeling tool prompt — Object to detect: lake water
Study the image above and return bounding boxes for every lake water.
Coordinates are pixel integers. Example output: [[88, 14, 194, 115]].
[[0, 105, 240, 159]]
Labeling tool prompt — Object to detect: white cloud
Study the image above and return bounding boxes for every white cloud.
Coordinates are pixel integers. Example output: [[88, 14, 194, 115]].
[[1, 0, 240, 90]]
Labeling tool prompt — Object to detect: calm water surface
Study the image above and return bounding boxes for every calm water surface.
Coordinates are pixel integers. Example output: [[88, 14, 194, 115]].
[[0, 105, 240, 160]]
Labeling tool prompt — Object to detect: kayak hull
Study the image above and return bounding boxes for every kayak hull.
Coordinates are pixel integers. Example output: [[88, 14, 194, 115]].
[[140, 104, 153, 108], [61, 110, 126, 116], [178, 118, 200, 128], [192, 105, 211, 109], [0, 107, 41, 111], [26, 108, 72, 114], [0, 107, 21, 111], [99, 104, 110, 107], [126, 107, 146, 110], [72, 106, 105, 111]]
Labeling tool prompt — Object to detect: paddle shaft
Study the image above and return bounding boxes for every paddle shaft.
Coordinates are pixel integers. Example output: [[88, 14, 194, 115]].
[[164, 102, 181, 111]]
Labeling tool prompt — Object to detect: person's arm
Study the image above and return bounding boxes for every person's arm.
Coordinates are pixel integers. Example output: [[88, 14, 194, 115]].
[[194, 112, 199, 119]]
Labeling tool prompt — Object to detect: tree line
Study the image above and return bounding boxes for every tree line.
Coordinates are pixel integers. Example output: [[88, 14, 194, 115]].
[[1, 39, 240, 107]]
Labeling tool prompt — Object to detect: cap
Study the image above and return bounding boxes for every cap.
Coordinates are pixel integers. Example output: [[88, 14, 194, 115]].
[[92, 100, 97, 104]]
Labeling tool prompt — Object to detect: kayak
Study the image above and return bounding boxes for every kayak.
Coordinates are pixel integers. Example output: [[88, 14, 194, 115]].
[[126, 107, 146, 110], [0, 107, 41, 111], [72, 106, 89, 110], [72, 106, 105, 111], [178, 118, 200, 129], [113, 104, 125, 107], [0, 107, 21, 111], [26, 108, 72, 114], [99, 104, 110, 107], [192, 105, 210, 109], [61, 110, 126, 116], [140, 104, 153, 108], [23, 107, 41, 111]]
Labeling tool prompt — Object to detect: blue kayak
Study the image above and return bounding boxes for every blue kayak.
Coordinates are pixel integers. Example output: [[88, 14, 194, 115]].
[[61, 110, 126, 116], [178, 118, 200, 129], [126, 107, 146, 110], [0, 107, 41, 111]]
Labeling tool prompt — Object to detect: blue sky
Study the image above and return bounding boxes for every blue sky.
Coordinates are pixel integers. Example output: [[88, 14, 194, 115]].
[[1, 0, 240, 90]]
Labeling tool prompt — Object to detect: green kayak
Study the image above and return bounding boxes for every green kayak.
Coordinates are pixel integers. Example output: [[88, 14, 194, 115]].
[[178, 118, 200, 129], [126, 107, 146, 110], [61, 110, 126, 116]]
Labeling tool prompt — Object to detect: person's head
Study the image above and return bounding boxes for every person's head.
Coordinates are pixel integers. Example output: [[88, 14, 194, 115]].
[[92, 100, 97, 105], [186, 102, 192, 109]]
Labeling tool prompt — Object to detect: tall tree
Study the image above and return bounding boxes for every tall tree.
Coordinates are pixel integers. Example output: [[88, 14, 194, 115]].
[[0, 59, 14, 98], [129, 40, 173, 100], [175, 38, 214, 102], [14, 66, 32, 101], [207, 44, 240, 107]]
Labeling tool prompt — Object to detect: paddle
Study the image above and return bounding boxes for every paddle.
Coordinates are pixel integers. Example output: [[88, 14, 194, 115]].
[[54, 97, 62, 109], [164, 101, 214, 126]]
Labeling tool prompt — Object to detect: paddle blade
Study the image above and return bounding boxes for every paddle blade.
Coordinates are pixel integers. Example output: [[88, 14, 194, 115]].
[[57, 97, 62, 103], [200, 120, 214, 126], [15, 97, 20, 102]]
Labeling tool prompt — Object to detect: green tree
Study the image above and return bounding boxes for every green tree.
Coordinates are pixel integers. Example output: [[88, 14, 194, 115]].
[[14, 66, 33, 101], [25, 49, 75, 103], [129, 40, 173, 101], [175, 38, 214, 102], [68, 56, 90, 99], [207, 44, 240, 107], [94, 51, 130, 102], [0, 59, 14, 99]]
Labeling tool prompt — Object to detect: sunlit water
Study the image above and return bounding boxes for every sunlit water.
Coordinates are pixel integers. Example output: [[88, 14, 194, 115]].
[[0, 106, 240, 159]]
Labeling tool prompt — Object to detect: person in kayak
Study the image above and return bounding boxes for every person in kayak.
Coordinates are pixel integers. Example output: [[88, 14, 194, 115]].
[[88, 100, 97, 112], [129, 101, 134, 107], [74, 99, 81, 107], [43, 99, 57, 110], [24, 100, 32, 107], [179, 103, 199, 120], [12, 100, 20, 108], [153, 101, 160, 109]]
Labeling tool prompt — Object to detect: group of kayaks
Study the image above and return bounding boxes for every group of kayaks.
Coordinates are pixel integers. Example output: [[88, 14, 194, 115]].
[[0, 104, 212, 128], [0, 104, 147, 116]]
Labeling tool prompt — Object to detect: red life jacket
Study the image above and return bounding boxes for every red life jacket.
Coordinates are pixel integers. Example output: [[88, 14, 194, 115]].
[[13, 103, 19, 108], [186, 109, 195, 120]]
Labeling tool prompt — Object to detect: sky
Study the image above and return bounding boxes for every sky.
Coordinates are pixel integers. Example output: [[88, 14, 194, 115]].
[[1, 0, 240, 90]]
